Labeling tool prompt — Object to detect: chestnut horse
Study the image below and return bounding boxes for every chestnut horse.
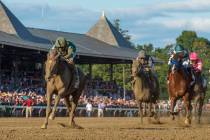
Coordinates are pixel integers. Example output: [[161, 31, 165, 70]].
[[132, 60, 160, 124], [168, 64, 192, 125], [41, 50, 86, 129]]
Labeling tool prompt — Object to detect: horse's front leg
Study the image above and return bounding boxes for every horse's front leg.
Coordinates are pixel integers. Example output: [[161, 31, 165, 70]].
[[170, 97, 177, 120], [183, 93, 192, 125], [138, 101, 143, 124], [153, 102, 160, 123], [49, 94, 61, 120], [197, 95, 204, 124], [148, 102, 154, 117], [41, 85, 53, 129]]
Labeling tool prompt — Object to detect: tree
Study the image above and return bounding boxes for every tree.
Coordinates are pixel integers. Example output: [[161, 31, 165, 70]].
[[176, 30, 197, 51], [113, 19, 131, 43], [135, 43, 154, 55]]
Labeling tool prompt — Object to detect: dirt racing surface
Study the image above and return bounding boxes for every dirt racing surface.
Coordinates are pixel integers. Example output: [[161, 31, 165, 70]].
[[0, 117, 210, 140]]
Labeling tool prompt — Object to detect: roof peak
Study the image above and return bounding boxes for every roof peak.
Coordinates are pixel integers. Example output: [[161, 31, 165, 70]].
[[0, 1, 49, 44], [101, 11, 105, 19], [0, 1, 31, 37], [86, 12, 132, 48]]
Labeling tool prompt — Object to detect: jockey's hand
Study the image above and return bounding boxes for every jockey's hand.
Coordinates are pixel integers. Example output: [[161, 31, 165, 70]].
[[67, 58, 74, 64]]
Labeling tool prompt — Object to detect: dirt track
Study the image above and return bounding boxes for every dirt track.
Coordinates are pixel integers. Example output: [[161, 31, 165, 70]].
[[0, 117, 210, 140]]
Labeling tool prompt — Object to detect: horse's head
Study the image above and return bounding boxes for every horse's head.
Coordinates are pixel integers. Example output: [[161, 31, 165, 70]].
[[132, 60, 140, 77], [45, 49, 60, 81]]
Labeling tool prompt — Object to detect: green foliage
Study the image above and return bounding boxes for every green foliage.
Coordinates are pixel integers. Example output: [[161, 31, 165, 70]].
[[176, 30, 197, 51], [78, 64, 132, 90], [113, 64, 132, 90], [136, 43, 154, 55], [113, 19, 132, 45]]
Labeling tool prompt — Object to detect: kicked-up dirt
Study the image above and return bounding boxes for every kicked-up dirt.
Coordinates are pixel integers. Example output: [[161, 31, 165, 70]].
[[0, 117, 210, 140]]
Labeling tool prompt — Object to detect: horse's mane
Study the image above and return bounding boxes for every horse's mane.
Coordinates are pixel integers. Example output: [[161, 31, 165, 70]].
[[47, 49, 58, 61]]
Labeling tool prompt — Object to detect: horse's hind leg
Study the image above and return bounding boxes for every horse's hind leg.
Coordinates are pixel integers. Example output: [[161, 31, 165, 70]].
[[68, 93, 81, 128], [153, 102, 160, 123], [49, 95, 61, 120], [192, 97, 198, 122]]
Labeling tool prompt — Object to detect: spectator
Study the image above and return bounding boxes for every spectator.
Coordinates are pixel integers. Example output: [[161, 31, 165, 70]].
[[23, 96, 33, 118], [86, 100, 93, 117], [98, 100, 106, 117]]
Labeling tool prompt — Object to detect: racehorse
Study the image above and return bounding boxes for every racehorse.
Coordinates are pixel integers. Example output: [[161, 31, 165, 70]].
[[132, 60, 160, 124], [192, 72, 207, 124], [41, 49, 86, 129], [168, 64, 192, 125]]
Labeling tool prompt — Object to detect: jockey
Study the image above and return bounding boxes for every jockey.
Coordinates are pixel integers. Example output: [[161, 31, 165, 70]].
[[167, 44, 190, 83], [52, 37, 77, 63], [136, 50, 155, 79], [51, 37, 79, 88], [189, 52, 203, 86]]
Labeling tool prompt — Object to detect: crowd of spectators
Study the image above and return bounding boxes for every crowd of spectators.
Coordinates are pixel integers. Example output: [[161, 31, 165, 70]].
[[0, 72, 136, 108], [1, 72, 210, 115]]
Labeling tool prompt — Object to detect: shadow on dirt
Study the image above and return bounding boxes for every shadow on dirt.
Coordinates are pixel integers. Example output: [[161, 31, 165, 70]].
[[57, 123, 84, 129], [120, 127, 188, 130]]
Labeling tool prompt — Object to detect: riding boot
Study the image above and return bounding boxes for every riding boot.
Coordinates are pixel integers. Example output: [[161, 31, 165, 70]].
[[74, 67, 80, 89], [190, 71, 195, 86]]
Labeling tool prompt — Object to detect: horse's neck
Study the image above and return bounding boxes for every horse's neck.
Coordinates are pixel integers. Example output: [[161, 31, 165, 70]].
[[57, 60, 74, 80], [171, 70, 188, 87]]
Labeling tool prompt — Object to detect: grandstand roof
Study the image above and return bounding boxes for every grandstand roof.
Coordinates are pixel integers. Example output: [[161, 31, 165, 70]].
[[0, 1, 162, 64], [86, 12, 132, 48]]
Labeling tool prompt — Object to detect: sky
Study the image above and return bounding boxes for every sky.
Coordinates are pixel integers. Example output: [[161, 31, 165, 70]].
[[2, 0, 210, 48]]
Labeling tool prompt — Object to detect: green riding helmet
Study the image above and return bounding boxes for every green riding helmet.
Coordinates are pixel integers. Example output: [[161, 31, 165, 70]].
[[174, 44, 184, 53], [54, 37, 69, 48]]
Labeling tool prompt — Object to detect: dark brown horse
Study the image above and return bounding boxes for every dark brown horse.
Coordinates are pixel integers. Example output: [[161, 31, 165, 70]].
[[41, 49, 86, 129], [168, 64, 192, 125], [132, 60, 160, 124], [192, 73, 207, 124]]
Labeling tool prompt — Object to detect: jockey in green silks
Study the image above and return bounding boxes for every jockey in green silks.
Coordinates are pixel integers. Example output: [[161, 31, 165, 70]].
[[51, 37, 79, 88]]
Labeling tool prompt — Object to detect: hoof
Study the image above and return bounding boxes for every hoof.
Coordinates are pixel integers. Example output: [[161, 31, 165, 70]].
[[171, 116, 175, 120], [49, 115, 55, 120], [41, 124, 47, 129], [154, 116, 160, 124], [184, 119, 191, 125]]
